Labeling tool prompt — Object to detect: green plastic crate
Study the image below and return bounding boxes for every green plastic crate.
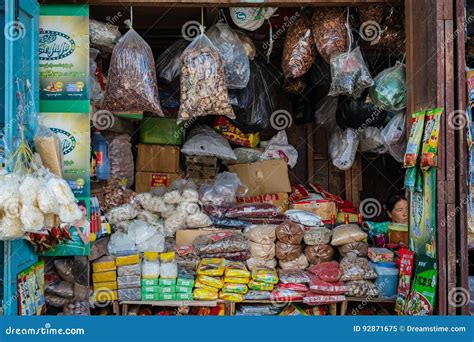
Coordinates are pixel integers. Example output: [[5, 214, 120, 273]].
[[140, 117, 184, 145]]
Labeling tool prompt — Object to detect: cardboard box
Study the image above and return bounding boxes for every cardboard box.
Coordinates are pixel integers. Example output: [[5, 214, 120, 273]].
[[115, 254, 140, 266], [142, 293, 159, 301], [176, 229, 233, 246], [237, 193, 289, 211], [92, 271, 116, 283], [228, 159, 291, 197], [93, 281, 118, 291], [92, 256, 116, 273], [136, 144, 180, 173], [159, 278, 176, 286], [176, 285, 193, 294], [141, 278, 159, 286], [158, 293, 177, 301], [135, 172, 180, 193], [176, 292, 193, 301], [289, 198, 337, 221]]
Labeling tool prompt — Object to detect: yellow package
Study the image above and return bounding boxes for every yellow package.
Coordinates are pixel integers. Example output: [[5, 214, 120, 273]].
[[224, 277, 250, 285], [92, 256, 116, 273], [198, 275, 224, 289], [197, 258, 225, 276], [195, 280, 220, 293], [92, 271, 117, 283], [222, 283, 248, 294], [160, 251, 175, 262], [248, 279, 274, 291], [93, 281, 118, 291], [193, 288, 219, 301], [225, 261, 250, 278], [115, 254, 140, 266], [219, 292, 244, 302], [94, 289, 118, 302], [252, 268, 278, 284]]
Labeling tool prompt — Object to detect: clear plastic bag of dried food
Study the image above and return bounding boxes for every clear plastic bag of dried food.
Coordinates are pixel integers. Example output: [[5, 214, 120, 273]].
[[200, 172, 244, 207], [278, 269, 310, 284], [304, 227, 332, 245], [90, 48, 105, 106], [193, 231, 248, 255], [89, 19, 121, 53], [340, 254, 377, 281], [311, 7, 348, 63], [282, 15, 315, 79], [346, 280, 379, 297], [178, 33, 235, 120], [103, 21, 164, 115], [328, 47, 374, 98], [329, 127, 360, 171], [207, 22, 250, 89], [156, 39, 188, 84], [304, 244, 335, 265]]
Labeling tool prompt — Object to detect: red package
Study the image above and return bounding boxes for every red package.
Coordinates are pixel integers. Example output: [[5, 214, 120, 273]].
[[303, 294, 345, 305], [204, 206, 228, 218], [225, 203, 281, 218], [307, 261, 342, 283], [308, 275, 347, 295], [240, 216, 288, 225], [271, 289, 305, 302], [277, 282, 309, 292]]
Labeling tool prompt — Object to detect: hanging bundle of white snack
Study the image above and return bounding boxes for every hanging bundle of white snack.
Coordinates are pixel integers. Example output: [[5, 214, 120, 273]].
[[19, 175, 42, 206], [58, 203, 83, 224], [46, 177, 76, 205], [20, 205, 44, 233], [0, 216, 24, 240], [37, 185, 59, 214]]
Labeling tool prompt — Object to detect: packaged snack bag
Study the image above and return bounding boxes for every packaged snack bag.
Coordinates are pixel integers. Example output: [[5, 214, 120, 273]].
[[420, 108, 443, 170], [403, 111, 426, 167], [251, 267, 279, 284]]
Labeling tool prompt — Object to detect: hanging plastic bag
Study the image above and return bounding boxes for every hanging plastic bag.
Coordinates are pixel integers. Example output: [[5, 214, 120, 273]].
[[156, 39, 188, 84], [370, 62, 406, 112], [328, 47, 374, 98], [230, 7, 278, 32], [181, 125, 237, 161], [381, 112, 406, 162], [33, 125, 64, 177], [90, 48, 105, 107], [103, 21, 164, 115], [89, 19, 122, 53], [329, 127, 360, 170], [105, 133, 134, 188], [207, 22, 250, 89], [311, 8, 348, 63], [235, 31, 256, 60], [178, 33, 235, 120], [314, 96, 338, 132], [336, 96, 389, 131], [358, 127, 387, 153], [282, 15, 316, 79]]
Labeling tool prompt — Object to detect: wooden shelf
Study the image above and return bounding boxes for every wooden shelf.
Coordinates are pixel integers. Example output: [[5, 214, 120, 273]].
[[345, 296, 396, 303], [120, 300, 218, 307]]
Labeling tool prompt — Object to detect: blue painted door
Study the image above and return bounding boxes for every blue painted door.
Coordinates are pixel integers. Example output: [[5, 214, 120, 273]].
[[1, 0, 39, 316]]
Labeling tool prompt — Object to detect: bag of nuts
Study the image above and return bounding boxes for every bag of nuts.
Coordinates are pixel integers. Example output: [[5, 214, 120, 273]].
[[178, 33, 235, 120], [103, 22, 164, 115], [311, 8, 348, 63], [282, 15, 316, 79]]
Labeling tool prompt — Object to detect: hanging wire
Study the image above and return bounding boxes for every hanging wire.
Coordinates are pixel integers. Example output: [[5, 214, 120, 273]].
[[130, 6, 133, 28], [201, 7, 205, 33]]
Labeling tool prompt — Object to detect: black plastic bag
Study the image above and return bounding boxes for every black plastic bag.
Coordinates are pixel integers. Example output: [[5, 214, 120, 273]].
[[336, 96, 388, 130]]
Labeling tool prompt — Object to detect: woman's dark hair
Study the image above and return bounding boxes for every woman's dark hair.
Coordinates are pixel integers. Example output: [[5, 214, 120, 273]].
[[385, 193, 406, 212]]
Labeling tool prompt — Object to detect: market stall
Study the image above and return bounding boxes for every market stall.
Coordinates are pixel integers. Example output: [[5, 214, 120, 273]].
[[0, 0, 469, 316]]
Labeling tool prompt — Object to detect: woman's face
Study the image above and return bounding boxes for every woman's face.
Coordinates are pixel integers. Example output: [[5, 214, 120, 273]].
[[388, 199, 408, 224]]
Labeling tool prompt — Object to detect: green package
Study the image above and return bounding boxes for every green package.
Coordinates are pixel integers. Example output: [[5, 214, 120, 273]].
[[404, 110, 426, 168], [159, 278, 176, 286], [405, 255, 437, 315], [139, 117, 184, 145], [141, 285, 160, 293], [141, 293, 159, 301], [141, 279, 159, 286], [157, 285, 176, 294], [176, 286, 193, 294], [158, 293, 177, 301], [420, 108, 443, 170], [176, 277, 195, 288], [176, 293, 194, 301]]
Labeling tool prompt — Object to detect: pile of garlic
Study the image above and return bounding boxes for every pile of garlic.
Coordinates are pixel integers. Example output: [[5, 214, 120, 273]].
[[0, 170, 82, 240]]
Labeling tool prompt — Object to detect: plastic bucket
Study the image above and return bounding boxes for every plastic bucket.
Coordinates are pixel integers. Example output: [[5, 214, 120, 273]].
[[374, 261, 399, 298]]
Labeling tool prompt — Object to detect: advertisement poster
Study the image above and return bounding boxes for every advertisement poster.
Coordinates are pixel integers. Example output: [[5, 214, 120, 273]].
[[39, 5, 89, 112], [39, 112, 90, 198], [40, 198, 90, 257]]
